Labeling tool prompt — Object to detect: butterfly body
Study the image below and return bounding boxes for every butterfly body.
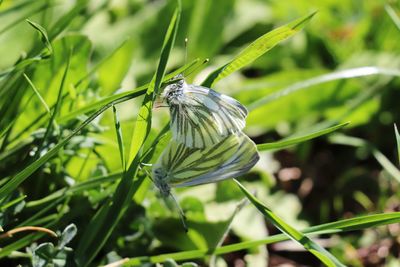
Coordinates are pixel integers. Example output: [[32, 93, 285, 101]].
[[162, 77, 248, 148]]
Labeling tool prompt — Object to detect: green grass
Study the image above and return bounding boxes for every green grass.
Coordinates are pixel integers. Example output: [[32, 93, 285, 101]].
[[0, 0, 400, 266]]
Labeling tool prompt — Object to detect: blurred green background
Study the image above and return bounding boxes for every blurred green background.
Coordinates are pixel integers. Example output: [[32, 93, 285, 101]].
[[0, 0, 400, 266]]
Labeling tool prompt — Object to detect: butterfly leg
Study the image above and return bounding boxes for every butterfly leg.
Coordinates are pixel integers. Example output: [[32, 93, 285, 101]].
[[169, 193, 188, 233]]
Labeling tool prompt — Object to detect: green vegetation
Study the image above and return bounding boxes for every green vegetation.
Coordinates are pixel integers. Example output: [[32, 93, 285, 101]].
[[0, 0, 399, 266]]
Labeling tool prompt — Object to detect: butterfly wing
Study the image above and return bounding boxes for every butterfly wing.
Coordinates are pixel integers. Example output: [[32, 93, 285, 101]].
[[169, 84, 248, 148], [154, 133, 259, 188]]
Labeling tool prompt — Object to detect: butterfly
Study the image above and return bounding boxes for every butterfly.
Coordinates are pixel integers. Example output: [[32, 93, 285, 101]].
[[161, 76, 248, 148], [152, 132, 259, 198]]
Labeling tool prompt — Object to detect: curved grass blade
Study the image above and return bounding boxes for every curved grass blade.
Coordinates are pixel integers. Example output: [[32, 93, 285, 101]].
[[0, 194, 26, 212], [257, 122, 349, 151], [202, 12, 316, 87], [112, 106, 126, 171], [234, 179, 345, 267], [8, 58, 197, 153], [36, 50, 71, 155], [248, 66, 400, 111], [26, 19, 53, 57], [329, 134, 400, 183], [75, 4, 181, 266], [23, 73, 50, 115], [58, 58, 199, 124], [124, 212, 400, 265], [128, 6, 180, 162], [0, 91, 137, 200]]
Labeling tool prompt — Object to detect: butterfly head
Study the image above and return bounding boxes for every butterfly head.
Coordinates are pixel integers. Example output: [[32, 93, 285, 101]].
[[162, 75, 186, 105], [152, 167, 171, 198]]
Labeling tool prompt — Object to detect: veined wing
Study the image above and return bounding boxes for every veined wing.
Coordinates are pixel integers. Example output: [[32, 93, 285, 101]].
[[155, 133, 259, 187], [169, 84, 248, 148]]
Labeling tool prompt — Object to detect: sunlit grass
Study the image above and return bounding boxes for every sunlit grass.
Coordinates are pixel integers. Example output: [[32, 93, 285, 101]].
[[0, 0, 400, 266]]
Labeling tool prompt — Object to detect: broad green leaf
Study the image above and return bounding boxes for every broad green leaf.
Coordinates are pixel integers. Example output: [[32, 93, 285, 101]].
[[202, 12, 316, 87], [234, 180, 345, 267], [257, 122, 349, 151], [97, 39, 136, 95]]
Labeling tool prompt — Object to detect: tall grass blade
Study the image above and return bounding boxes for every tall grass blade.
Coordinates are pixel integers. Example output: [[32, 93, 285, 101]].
[[36, 50, 71, 154], [112, 105, 126, 170], [248, 67, 400, 111], [257, 122, 349, 151], [128, 7, 180, 162], [125, 212, 400, 265], [330, 134, 400, 183], [58, 58, 199, 124], [75, 4, 181, 265], [26, 19, 53, 57], [202, 12, 316, 87], [395, 124, 400, 165], [385, 4, 400, 31], [234, 179, 345, 267], [23, 73, 50, 115], [0, 92, 139, 200]]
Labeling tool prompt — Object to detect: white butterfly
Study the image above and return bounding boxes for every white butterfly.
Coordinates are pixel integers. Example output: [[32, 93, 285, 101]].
[[152, 132, 259, 198], [161, 76, 248, 148]]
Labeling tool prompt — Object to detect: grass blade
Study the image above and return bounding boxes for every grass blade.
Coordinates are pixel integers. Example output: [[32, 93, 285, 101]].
[[58, 58, 199, 124], [125, 212, 400, 265], [330, 134, 400, 183], [248, 66, 400, 111], [257, 122, 349, 151], [36, 50, 71, 154], [385, 4, 400, 31], [75, 4, 181, 265], [234, 179, 345, 267], [202, 12, 316, 87], [128, 7, 180, 162], [0, 91, 137, 200], [395, 124, 400, 166], [23, 73, 50, 115], [26, 19, 53, 57], [112, 106, 126, 171]]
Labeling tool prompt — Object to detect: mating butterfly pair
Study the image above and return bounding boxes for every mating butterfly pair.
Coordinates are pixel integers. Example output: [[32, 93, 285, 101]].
[[152, 76, 259, 198]]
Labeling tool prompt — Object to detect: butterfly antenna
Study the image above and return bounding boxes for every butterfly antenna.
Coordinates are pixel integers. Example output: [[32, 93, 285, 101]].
[[183, 37, 188, 77], [170, 193, 188, 232]]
